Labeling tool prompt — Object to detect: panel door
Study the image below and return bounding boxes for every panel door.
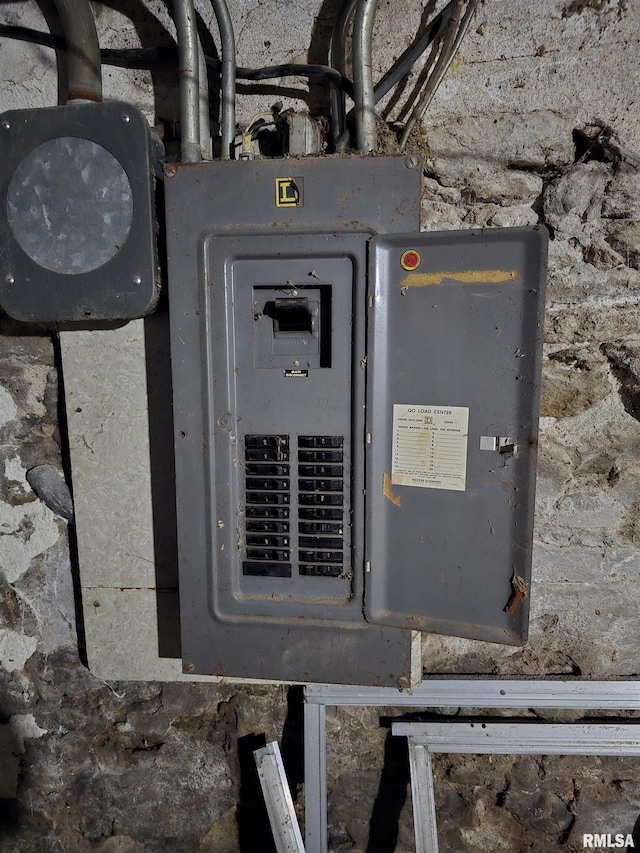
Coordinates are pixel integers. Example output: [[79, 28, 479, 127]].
[[365, 227, 547, 644]]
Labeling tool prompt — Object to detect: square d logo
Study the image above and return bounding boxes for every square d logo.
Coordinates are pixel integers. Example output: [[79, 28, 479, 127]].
[[275, 177, 303, 208]]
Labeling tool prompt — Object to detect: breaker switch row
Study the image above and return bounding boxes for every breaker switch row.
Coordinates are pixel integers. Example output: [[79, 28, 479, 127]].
[[243, 434, 291, 578], [297, 436, 345, 577]]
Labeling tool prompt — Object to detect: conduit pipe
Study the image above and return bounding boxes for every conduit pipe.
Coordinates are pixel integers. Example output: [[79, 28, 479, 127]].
[[210, 0, 236, 160], [352, 0, 378, 153], [198, 40, 211, 158], [174, 0, 201, 162], [52, 0, 102, 102], [329, 0, 357, 151]]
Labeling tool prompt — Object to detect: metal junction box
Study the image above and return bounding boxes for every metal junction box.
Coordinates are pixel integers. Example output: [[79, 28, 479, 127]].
[[164, 156, 547, 685], [0, 102, 160, 323]]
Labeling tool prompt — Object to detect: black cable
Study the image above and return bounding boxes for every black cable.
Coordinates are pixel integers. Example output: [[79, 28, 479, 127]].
[[236, 63, 353, 99], [1, 8, 470, 151], [0, 25, 352, 97], [0, 23, 60, 50], [373, 0, 456, 104], [102, 46, 179, 68], [0, 25, 178, 68]]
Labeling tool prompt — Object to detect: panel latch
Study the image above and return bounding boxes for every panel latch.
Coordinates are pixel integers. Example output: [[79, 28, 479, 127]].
[[480, 436, 518, 455]]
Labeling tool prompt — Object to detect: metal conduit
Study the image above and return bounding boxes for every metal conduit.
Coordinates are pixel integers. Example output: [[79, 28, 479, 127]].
[[210, 0, 236, 160], [174, 0, 201, 162], [52, 0, 102, 102], [352, 0, 378, 153], [329, 0, 357, 151], [198, 39, 212, 159]]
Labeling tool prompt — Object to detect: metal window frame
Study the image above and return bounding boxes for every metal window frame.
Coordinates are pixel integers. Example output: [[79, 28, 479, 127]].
[[392, 721, 640, 853], [303, 680, 640, 853]]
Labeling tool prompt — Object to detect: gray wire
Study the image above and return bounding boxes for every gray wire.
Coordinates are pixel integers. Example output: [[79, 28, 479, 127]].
[[353, 0, 379, 153], [399, 0, 477, 150], [210, 0, 236, 160], [373, 0, 455, 104], [174, 0, 201, 162]]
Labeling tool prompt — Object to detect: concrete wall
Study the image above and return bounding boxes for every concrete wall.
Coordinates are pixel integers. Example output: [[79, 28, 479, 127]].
[[2, 1, 640, 850]]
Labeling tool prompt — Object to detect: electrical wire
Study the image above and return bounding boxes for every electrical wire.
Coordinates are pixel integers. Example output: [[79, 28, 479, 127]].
[[237, 63, 352, 97], [0, 2, 477, 154], [373, 0, 455, 104], [330, 0, 468, 151], [0, 23, 59, 49], [399, 0, 477, 149], [0, 27, 351, 95], [329, 0, 358, 150]]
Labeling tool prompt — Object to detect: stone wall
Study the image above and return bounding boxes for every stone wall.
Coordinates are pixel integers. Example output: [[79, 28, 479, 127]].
[[2, 0, 640, 851]]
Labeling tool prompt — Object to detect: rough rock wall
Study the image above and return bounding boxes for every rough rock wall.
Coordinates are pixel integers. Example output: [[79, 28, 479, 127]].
[[1, 0, 640, 851], [420, 118, 640, 680], [325, 112, 640, 853]]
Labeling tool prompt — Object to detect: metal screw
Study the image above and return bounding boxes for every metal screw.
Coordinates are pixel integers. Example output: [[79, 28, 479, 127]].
[[292, 360, 300, 367], [183, 663, 195, 673], [404, 154, 419, 169], [164, 163, 178, 178], [1, 120, 10, 130], [5, 274, 14, 285], [500, 689, 506, 695], [131, 274, 142, 286], [291, 289, 298, 296], [396, 676, 410, 691], [218, 416, 229, 428], [121, 113, 130, 124]]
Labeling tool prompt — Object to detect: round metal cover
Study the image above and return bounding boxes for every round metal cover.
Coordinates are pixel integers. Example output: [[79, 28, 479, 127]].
[[7, 136, 134, 275]]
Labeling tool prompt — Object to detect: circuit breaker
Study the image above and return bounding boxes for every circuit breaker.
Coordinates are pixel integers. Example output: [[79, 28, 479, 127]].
[[164, 155, 547, 685]]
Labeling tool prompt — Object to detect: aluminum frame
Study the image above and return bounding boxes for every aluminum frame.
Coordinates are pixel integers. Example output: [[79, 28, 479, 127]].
[[392, 721, 640, 853], [303, 680, 640, 853], [254, 741, 305, 853], [392, 721, 640, 755]]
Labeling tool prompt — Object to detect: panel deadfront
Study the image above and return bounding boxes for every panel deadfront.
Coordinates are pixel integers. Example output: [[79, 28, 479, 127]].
[[206, 234, 367, 622]]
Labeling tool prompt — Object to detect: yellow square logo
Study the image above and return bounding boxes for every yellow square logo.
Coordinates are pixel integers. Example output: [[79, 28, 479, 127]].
[[275, 177, 302, 208]]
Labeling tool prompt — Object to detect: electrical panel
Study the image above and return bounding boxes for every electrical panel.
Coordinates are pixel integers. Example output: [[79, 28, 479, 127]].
[[164, 155, 547, 685]]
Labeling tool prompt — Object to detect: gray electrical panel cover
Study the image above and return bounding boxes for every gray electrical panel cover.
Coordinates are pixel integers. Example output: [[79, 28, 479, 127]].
[[366, 227, 547, 644], [165, 156, 423, 685], [165, 156, 547, 684]]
